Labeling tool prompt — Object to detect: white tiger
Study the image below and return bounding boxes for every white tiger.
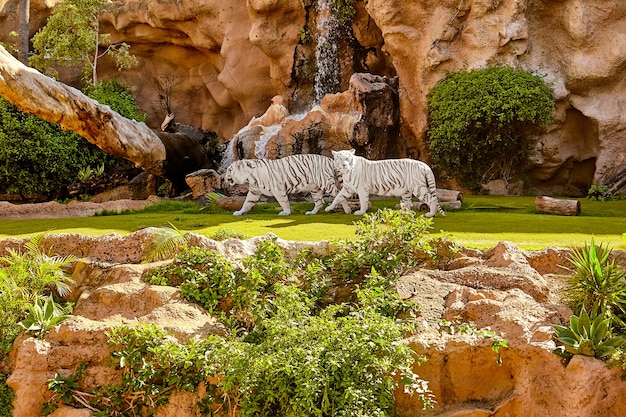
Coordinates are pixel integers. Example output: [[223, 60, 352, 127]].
[[325, 149, 445, 217], [223, 154, 351, 216]]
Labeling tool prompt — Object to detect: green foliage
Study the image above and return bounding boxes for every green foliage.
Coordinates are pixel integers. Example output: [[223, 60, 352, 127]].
[[51, 210, 442, 416], [329, 208, 458, 282], [426, 66, 555, 188], [0, 98, 117, 198], [77, 164, 105, 182], [553, 308, 624, 360], [330, 0, 357, 25], [553, 239, 626, 363], [437, 319, 509, 365], [0, 234, 76, 359], [30, 0, 136, 85], [0, 78, 145, 198], [561, 239, 626, 328], [143, 223, 188, 262], [209, 227, 250, 241], [587, 185, 616, 201], [83, 79, 146, 121], [18, 295, 70, 339], [0, 373, 14, 417]]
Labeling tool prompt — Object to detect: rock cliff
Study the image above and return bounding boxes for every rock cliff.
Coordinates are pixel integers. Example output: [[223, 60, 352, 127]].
[[0, 0, 624, 195], [1, 232, 625, 416]]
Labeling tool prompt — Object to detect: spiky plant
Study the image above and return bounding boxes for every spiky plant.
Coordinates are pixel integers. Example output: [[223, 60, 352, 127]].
[[561, 238, 626, 328]]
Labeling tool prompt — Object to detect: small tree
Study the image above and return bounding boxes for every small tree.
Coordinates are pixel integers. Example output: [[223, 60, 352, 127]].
[[30, 0, 136, 86], [426, 66, 555, 189]]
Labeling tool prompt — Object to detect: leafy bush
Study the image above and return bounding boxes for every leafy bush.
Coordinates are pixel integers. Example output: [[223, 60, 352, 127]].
[[0, 373, 13, 417], [329, 208, 458, 282], [18, 295, 71, 339], [587, 185, 616, 201], [83, 79, 146, 122], [426, 66, 555, 189], [48, 285, 433, 417], [0, 98, 116, 198], [0, 78, 144, 199], [50, 210, 445, 416]]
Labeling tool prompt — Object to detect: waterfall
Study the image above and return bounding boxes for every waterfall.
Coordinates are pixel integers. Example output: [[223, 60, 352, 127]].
[[254, 124, 282, 159], [313, 0, 340, 104]]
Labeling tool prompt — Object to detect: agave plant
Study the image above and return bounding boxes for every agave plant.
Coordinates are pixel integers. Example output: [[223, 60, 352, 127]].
[[561, 238, 626, 328], [18, 295, 70, 339], [553, 307, 624, 360]]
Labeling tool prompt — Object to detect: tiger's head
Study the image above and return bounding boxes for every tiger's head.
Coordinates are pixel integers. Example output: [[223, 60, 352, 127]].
[[223, 159, 257, 186], [331, 149, 357, 174]]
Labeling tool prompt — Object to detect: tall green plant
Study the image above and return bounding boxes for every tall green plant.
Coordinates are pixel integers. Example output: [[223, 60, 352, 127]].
[[561, 239, 626, 328], [426, 66, 554, 188]]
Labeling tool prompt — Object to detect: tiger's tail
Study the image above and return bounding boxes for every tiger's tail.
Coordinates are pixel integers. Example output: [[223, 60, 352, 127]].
[[423, 166, 445, 217]]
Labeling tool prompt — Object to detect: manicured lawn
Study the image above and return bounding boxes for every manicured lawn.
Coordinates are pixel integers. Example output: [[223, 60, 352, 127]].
[[1, 196, 625, 250]]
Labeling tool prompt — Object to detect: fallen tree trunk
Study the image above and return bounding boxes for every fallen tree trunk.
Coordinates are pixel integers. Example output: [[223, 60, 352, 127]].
[[437, 188, 463, 203], [0, 46, 215, 191], [535, 195, 581, 216], [0, 46, 166, 176]]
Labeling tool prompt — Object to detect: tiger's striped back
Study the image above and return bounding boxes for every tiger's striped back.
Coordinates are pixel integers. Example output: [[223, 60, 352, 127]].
[[328, 149, 444, 217], [223, 154, 342, 216]]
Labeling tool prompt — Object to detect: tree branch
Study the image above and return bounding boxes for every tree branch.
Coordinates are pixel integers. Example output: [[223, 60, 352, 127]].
[[0, 45, 166, 176]]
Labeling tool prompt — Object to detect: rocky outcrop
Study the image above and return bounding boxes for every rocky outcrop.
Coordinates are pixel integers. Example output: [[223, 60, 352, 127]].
[[2, 231, 626, 416], [0, 0, 624, 195]]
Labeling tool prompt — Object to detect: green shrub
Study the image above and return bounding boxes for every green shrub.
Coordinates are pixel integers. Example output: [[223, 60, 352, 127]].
[[561, 239, 626, 329], [83, 79, 146, 122], [0, 98, 116, 198], [587, 185, 616, 201], [50, 209, 444, 416], [0, 373, 13, 417], [0, 79, 143, 199], [18, 295, 71, 339], [49, 285, 433, 417], [426, 66, 555, 189], [329, 208, 458, 282]]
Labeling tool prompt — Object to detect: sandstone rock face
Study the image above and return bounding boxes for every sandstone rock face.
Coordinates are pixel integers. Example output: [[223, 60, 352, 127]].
[[2, 232, 626, 417], [0, 0, 624, 195]]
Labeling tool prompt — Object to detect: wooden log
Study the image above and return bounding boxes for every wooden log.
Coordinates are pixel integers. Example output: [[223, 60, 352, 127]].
[[535, 195, 581, 216], [437, 188, 463, 203]]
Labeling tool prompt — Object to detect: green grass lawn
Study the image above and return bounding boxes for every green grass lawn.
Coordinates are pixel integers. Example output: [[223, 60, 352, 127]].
[[1, 196, 625, 250]]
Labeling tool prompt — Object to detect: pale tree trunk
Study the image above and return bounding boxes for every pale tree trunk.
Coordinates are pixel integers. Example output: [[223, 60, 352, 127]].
[[17, 0, 30, 65], [0, 46, 217, 192]]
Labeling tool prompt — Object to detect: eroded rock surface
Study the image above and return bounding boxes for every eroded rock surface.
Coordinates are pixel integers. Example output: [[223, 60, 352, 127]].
[[2, 231, 626, 416]]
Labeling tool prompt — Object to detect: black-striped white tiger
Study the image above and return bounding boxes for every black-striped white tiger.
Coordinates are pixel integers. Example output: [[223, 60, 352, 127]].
[[325, 149, 445, 217], [223, 154, 351, 216]]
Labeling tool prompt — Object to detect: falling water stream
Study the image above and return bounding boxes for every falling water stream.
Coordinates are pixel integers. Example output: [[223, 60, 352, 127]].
[[313, 0, 341, 104], [221, 0, 340, 166]]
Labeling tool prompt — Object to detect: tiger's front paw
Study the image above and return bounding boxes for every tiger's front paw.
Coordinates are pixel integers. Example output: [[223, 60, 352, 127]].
[[233, 210, 245, 216], [278, 210, 291, 216], [325, 205, 335, 212], [354, 209, 367, 215]]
